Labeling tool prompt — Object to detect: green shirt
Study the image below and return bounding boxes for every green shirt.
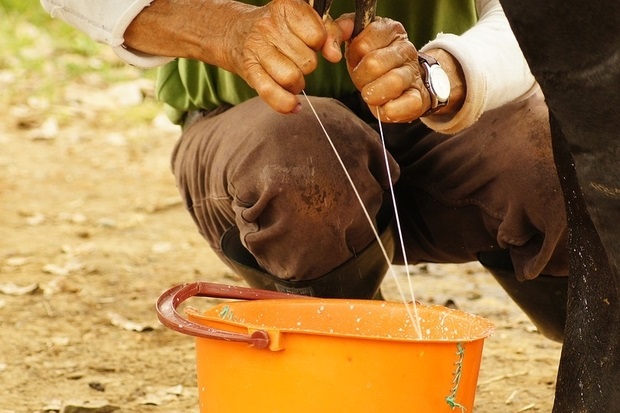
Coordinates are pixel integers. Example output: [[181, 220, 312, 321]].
[[156, 0, 477, 124]]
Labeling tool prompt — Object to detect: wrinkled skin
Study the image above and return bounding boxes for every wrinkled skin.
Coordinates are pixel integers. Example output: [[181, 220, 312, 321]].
[[125, 0, 345, 114], [341, 16, 429, 122], [223, 5, 439, 117], [125, 0, 461, 117], [229, 7, 454, 118], [499, 1, 620, 411], [232, 8, 446, 118], [223, 0, 344, 113], [338, 15, 466, 122]]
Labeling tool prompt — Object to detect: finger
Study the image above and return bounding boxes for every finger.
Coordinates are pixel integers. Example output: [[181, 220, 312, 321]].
[[376, 88, 425, 123], [244, 61, 302, 114], [334, 13, 355, 42], [350, 40, 416, 88], [321, 17, 343, 63], [345, 18, 405, 68], [344, 23, 375, 70], [268, 1, 325, 72], [270, 33, 319, 75], [360, 65, 417, 106], [286, 1, 329, 51], [257, 45, 307, 93]]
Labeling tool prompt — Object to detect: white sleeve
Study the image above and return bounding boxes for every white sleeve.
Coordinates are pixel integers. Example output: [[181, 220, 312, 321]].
[[420, 0, 536, 134], [40, 0, 173, 68]]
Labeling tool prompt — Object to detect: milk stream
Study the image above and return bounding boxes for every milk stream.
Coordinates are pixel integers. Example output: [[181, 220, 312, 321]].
[[302, 91, 423, 339]]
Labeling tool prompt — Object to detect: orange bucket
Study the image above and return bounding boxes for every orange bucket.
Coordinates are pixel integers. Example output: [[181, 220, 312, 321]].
[[157, 282, 494, 413]]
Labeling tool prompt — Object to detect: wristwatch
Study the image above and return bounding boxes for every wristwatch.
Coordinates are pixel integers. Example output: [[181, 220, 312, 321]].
[[417, 52, 451, 116]]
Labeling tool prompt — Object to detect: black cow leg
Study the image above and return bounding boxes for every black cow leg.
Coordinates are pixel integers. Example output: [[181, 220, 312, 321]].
[[549, 116, 620, 412], [498, 1, 620, 411]]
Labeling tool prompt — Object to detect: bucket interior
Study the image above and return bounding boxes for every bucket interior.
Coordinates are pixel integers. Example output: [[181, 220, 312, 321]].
[[188, 298, 494, 342]]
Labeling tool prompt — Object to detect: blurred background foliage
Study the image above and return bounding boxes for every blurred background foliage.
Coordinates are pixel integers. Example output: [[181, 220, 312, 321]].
[[0, 0, 162, 128]]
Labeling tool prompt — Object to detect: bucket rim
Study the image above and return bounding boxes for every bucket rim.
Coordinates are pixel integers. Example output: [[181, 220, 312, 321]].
[[186, 298, 495, 344]]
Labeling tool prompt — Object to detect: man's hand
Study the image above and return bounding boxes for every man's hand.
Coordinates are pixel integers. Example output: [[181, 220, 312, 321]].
[[337, 15, 465, 123], [125, 0, 343, 114], [224, 0, 343, 114]]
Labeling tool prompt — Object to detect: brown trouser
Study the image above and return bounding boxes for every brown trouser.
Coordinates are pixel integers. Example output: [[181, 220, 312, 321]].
[[171, 87, 568, 284]]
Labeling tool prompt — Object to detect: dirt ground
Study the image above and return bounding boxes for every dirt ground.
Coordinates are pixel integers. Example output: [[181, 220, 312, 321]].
[[0, 57, 562, 413]]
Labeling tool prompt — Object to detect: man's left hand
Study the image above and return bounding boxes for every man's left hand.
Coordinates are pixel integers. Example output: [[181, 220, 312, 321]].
[[337, 15, 465, 123]]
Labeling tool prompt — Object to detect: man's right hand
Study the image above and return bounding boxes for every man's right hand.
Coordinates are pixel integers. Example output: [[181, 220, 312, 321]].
[[125, 0, 344, 114], [224, 0, 344, 113]]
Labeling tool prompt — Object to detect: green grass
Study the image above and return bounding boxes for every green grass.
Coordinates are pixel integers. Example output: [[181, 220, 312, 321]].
[[0, 0, 162, 127]]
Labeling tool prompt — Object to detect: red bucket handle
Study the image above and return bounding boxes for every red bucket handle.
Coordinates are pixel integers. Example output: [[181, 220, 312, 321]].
[[156, 282, 302, 349]]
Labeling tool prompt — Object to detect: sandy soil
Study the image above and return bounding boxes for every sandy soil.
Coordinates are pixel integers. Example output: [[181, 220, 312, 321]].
[[0, 61, 562, 413]]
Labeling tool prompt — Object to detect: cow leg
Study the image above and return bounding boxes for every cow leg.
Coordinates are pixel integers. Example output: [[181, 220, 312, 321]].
[[499, 1, 620, 411], [500, 0, 620, 270], [548, 115, 620, 412]]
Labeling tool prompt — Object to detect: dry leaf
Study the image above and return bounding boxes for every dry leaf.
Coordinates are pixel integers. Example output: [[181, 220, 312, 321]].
[[0, 282, 39, 296], [6, 257, 28, 267], [42, 399, 62, 412], [107, 312, 157, 332], [29, 117, 59, 140], [61, 399, 119, 413], [151, 242, 172, 254], [42, 261, 84, 276], [26, 213, 45, 226], [137, 385, 184, 406]]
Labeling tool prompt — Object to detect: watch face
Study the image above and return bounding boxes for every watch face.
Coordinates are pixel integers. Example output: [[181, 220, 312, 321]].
[[428, 65, 451, 103]]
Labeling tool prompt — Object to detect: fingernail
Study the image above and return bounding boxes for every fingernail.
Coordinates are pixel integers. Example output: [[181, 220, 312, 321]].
[[290, 103, 302, 114], [333, 40, 342, 56], [334, 46, 342, 60]]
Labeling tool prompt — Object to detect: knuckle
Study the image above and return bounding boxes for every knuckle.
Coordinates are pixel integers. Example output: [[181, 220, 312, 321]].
[[393, 21, 407, 34], [386, 71, 408, 93], [380, 17, 406, 34], [355, 37, 374, 57], [255, 86, 293, 114], [244, 62, 264, 86], [277, 69, 304, 91], [253, 80, 272, 97], [363, 54, 386, 78], [298, 54, 318, 75], [305, 29, 327, 51]]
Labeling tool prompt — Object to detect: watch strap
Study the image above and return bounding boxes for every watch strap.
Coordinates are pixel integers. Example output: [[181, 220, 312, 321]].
[[417, 52, 449, 116]]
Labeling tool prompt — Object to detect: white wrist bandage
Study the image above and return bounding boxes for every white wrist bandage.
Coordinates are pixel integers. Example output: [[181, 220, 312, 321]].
[[40, 0, 173, 68]]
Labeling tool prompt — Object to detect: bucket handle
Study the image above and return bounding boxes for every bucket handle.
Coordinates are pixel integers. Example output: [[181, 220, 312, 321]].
[[156, 282, 302, 349]]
